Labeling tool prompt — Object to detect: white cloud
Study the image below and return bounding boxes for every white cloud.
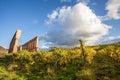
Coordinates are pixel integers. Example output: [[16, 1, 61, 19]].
[[106, 0, 120, 19], [40, 45, 49, 49], [117, 36, 120, 38], [91, 3, 97, 6], [102, 0, 120, 20], [76, 0, 90, 5], [43, 2, 111, 48], [46, 10, 58, 25], [101, 36, 120, 44], [61, 0, 71, 2], [39, 40, 53, 49], [106, 36, 116, 41]]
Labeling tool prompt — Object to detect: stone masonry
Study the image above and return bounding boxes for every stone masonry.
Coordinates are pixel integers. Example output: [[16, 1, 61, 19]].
[[9, 30, 21, 53], [22, 36, 39, 52], [9, 30, 39, 53]]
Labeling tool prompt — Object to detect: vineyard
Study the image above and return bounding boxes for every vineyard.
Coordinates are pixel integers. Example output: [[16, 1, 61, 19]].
[[0, 42, 120, 80]]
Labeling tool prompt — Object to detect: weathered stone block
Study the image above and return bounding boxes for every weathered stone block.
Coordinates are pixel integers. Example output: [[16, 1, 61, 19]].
[[22, 36, 39, 52], [9, 30, 21, 53]]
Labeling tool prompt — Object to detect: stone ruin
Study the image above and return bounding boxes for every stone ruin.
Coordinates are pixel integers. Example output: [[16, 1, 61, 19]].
[[9, 30, 39, 53], [22, 36, 39, 52], [9, 30, 21, 53]]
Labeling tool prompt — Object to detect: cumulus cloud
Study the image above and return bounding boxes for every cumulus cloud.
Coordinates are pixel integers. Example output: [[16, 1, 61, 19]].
[[42, 2, 111, 48], [106, 0, 120, 19], [101, 0, 120, 20], [46, 10, 58, 25]]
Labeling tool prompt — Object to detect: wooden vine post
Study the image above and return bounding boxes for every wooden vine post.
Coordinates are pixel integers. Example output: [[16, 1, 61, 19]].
[[79, 39, 86, 66]]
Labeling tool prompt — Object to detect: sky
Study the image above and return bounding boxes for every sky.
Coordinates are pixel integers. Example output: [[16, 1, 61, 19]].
[[0, 0, 120, 49]]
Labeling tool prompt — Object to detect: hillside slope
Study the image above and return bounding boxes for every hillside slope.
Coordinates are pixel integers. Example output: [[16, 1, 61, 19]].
[[0, 46, 7, 57], [0, 42, 120, 80]]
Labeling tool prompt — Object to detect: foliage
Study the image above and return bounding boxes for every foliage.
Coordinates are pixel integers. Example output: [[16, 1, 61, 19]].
[[0, 46, 7, 58], [0, 43, 120, 80]]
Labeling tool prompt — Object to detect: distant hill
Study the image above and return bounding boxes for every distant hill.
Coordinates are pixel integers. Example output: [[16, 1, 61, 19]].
[[0, 46, 8, 57]]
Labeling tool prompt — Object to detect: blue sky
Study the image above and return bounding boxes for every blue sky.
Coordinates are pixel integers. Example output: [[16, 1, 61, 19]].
[[0, 0, 120, 49]]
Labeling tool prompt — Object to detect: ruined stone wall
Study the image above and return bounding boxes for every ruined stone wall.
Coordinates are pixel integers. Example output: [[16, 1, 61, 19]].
[[8, 30, 21, 53], [9, 30, 39, 53], [22, 36, 39, 52]]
